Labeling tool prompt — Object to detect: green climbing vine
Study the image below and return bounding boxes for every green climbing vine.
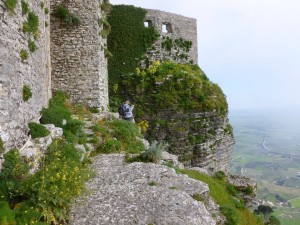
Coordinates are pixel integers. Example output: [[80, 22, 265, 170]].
[[107, 5, 159, 110]]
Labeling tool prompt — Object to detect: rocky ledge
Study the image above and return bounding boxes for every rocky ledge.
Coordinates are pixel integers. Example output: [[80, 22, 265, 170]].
[[70, 154, 218, 225]]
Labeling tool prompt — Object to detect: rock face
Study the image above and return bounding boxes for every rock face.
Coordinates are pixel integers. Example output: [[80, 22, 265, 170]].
[[70, 154, 217, 225], [148, 111, 235, 173], [50, 0, 109, 110], [0, 0, 51, 150], [227, 174, 257, 207]]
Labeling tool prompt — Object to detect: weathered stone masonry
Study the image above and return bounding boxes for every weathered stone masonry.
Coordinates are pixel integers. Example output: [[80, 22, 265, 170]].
[[145, 9, 198, 65], [0, 0, 51, 150], [0, 2, 234, 173], [51, 0, 109, 110]]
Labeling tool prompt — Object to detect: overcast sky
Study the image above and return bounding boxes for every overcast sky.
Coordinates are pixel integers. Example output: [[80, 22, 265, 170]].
[[110, 0, 300, 111]]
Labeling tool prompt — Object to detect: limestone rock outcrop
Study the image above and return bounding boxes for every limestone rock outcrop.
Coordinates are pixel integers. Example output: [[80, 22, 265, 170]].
[[70, 154, 217, 225], [148, 111, 235, 173]]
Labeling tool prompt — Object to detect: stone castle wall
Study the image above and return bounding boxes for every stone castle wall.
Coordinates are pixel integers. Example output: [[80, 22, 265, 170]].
[[50, 0, 108, 110], [0, 0, 51, 150], [145, 9, 198, 64]]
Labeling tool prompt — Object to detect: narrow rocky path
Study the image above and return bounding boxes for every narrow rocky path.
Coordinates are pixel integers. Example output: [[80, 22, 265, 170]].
[[70, 154, 217, 225]]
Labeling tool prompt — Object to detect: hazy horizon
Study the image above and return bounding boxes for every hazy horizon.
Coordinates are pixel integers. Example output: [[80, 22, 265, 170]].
[[110, 0, 300, 112]]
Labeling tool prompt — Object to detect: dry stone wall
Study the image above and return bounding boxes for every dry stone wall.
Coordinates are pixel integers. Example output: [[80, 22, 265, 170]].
[[0, 0, 51, 150], [50, 0, 108, 110], [144, 9, 198, 65]]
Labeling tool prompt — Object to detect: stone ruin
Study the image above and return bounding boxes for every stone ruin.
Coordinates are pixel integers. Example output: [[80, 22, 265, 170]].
[[0, 1, 200, 153]]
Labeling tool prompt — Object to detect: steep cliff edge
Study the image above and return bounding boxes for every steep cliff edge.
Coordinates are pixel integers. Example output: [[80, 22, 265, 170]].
[[107, 5, 234, 173]]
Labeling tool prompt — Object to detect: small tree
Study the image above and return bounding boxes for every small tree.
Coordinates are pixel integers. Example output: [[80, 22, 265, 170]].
[[254, 205, 273, 216]]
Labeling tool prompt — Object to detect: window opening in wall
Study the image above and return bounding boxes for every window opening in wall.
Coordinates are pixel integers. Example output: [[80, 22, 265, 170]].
[[144, 20, 152, 27], [162, 23, 172, 33], [162, 24, 167, 33]]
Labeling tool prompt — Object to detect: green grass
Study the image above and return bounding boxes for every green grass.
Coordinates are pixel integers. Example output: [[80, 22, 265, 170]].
[[21, 0, 29, 15], [181, 169, 263, 225], [5, 0, 17, 13], [288, 197, 300, 208], [91, 119, 145, 156], [273, 207, 300, 225]]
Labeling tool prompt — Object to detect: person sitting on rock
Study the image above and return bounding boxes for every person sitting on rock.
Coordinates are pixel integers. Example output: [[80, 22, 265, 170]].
[[119, 98, 135, 122]]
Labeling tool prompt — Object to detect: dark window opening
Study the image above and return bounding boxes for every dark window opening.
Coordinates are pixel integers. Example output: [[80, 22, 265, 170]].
[[144, 20, 152, 27], [162, 23, 172, 33]]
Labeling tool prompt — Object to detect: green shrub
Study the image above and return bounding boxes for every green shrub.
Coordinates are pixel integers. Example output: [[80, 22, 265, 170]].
[[0, 140, 91, 224], [214, 171, 226, 180], [44, 7, 49, 14], [55, 5, 69, 18], [28, 40, 37, 52], [140, 141, 166, 163], [21, 0, 29, 15], [40, 107, 71, 127], [23, 11, 39, 34], [0, 137, 5, 155], [63, 129, 78, 143], [0, 149, 30, 204], [65, 13, 81, 25], [28, 122, 50, 139], [14, 202, 45, 225], [22, 140, 91, 223], [242, 186, 254, 196], [40, 2, 44, 8], [161, 37, 173, 51], [5, 0, 18, 13], [40, 92, 72, 127], [20, 49, 28, 62], [55, 5, 81, 25], [22, 85, 32, 101], [0, 201, 16, 224], [64, 119, 83, 134]]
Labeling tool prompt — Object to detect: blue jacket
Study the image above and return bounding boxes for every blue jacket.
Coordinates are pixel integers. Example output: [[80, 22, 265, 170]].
[[122, 103, 134, 118]]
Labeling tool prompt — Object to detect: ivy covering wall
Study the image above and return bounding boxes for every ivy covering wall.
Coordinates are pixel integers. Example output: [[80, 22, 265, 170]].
[[107, 5, 159, 110]]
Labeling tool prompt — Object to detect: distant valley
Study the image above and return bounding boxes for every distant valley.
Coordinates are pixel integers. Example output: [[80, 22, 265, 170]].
[[229, 109, 300, 225]]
